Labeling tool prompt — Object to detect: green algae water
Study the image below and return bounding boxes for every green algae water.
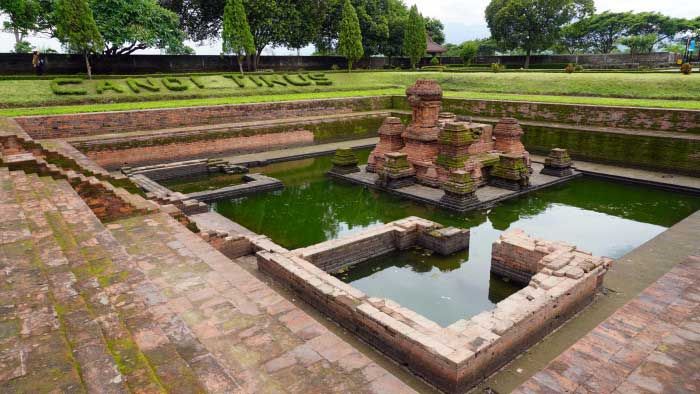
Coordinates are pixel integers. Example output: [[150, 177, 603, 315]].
[[161, 173, 246, 194], [212, 150, 700, 326]]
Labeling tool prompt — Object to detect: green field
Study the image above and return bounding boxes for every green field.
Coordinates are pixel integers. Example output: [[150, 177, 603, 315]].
[[0, 71, 698, 116]]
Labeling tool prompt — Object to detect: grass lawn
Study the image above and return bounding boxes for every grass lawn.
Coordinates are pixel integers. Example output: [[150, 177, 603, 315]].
[[0, 71, 698, 116]]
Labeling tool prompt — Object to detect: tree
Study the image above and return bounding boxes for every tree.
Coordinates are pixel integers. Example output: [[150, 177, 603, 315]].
[[459, 41, 480, 64], [425, 17, 445, 45], [338, 0, 363, 72], [315, 0, 390, 57], [619, 34, 658, 54], [557, 22, 590, 54], [91, 0, 188, 55], [54, 0, 103, 79], [485, 0, 594, 68], [403, 5, 427, 69], [0, 0, 41, 46], [222, 0, 255, 73], [571, 12, 634, 54], [378, 0, 409, 65]]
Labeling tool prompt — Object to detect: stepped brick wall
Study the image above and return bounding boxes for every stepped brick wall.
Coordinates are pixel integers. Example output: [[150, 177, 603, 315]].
[[15, 97, 394, 139], [393, 97, 700, 134], [86, 130, 314, 169]]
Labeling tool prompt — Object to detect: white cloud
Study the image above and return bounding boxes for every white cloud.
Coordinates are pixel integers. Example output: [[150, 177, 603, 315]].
[[1, 1, 698, 53], [407, 0, 699, 43]]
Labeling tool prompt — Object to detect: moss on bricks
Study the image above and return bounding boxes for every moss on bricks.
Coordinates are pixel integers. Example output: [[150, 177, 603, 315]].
[[77, 115, 386, 153], [522, 125, 700, 176]]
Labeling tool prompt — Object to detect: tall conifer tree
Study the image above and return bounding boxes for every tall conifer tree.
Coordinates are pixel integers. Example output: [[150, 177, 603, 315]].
[[404, 5, 427, 69], [54, 0, 102, 79], [222, 0, 255, 74], [338, 0, 364, 72]]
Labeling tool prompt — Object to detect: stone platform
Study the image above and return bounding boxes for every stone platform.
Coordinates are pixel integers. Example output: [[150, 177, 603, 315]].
[[330, 163, 580, 213], [514, 255, 700, 394]]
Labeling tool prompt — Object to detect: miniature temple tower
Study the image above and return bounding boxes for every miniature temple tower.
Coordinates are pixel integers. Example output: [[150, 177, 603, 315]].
[[400, 80, 443, 187], [367, 117, 405, 173]]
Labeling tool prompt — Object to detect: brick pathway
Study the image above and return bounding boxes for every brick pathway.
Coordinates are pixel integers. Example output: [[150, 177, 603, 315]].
[[514, 256, 700, 394], [0, 167, 417, 393]]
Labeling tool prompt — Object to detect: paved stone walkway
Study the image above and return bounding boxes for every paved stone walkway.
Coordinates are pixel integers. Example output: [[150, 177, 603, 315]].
[[514, 255, 700, 394], [108, 213, 416, 393]]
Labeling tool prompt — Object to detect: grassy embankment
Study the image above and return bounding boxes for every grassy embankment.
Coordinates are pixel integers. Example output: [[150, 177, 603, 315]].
[[0, 71, 698, 116]]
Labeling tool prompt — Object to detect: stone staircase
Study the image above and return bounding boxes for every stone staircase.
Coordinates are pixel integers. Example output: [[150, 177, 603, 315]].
[[0, 167, 231, 392], [0, 167, 417, 393]]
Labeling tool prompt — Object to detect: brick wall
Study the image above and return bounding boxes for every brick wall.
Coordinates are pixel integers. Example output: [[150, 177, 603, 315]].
[[258, 224, 612, 393], [15, 96, 393, 139], [398, 97, 700, 134], [85, 130, 314, 169]]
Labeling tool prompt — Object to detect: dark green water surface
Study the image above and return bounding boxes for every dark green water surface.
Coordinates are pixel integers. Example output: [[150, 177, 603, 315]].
[[211, 150, 700, 326], [161, 173, 246, 194]]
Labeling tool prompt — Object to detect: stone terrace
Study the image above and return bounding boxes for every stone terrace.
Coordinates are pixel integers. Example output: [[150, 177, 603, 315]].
[[514, 255, 700, 394], [0, 167, 417, 393]]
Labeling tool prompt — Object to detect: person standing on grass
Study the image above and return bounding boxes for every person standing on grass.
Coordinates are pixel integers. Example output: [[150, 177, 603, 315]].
[[32, 50, 45, 75]]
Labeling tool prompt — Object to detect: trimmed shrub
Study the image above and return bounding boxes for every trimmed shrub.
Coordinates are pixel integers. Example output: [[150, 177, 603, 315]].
[[681, 63, 693, 75], [125, 78, 161, 93], [430, 56, 440, 66], [96, 80, 125, 94], [331, 64, 340, 71], [283, 74, 312, 86], [50, 78, 88, 95], [565, 63, 576, 74], [162, 77, 189, 91], [308, 73, 333, 85], [189, 76, 207, 89], [574, 64, 585, 72], [421, 65, 445, 72], [491, 63, 506, 73]]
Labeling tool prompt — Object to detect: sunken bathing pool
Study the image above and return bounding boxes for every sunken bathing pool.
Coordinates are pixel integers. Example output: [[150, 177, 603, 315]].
[[208, 150, 700, 326]]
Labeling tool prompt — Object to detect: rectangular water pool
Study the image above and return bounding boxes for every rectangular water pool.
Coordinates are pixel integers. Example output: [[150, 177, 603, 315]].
[[211, 150, 700, 325]]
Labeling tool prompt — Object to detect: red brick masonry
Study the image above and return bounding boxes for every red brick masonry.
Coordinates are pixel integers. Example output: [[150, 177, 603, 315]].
[[436, 98, 700, 134], [15, 96, 393, 139], [515, 255, 700, 394], [86, 130, 314, 168], [257, 222, 612, 393]]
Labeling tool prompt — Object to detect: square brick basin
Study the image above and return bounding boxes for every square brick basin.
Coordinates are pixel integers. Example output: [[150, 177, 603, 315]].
[[256, 217, 612, 393]]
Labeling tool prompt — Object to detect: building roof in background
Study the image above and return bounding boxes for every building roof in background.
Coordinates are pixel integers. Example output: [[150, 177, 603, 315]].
[[427, 36, 447, 54]]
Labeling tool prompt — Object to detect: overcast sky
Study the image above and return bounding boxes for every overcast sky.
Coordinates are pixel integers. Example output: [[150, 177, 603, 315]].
[[1, 0, 698, 54]]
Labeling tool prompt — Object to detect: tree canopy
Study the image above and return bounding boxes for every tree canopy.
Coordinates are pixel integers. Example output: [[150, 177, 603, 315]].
[[559, 11, 697, 54], [338, 0, 364, 71], [53, 0, 102, 78], [485, 0, 594, 67], [403, 5, 427, 69], [91, 0, 189, 55], [222, 0, 254, 73], [425, 17, 445, 45], [0, 0, 41, 48]]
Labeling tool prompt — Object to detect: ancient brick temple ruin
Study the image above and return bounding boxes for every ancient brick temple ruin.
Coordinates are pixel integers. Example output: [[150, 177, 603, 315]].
[[367, 80, 533, 202]]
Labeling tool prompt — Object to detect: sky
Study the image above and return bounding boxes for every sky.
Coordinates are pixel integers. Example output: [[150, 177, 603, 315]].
[[1, 0, 698, 54]]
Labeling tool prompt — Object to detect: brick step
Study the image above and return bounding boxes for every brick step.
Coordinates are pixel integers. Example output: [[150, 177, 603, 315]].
[[25, 173, 212, 393], [0, 169, 93, 393], [66, 110, 394, 147], [108, 214, 244, 392], [3, 171, 208, 392], [2, 152, 156, 221]]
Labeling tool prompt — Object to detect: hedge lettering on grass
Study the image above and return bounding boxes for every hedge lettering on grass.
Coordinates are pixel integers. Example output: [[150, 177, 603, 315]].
[[126, 78, 161, 93], [50, 73, 335, 96], [162, 77, 189, 91], [51, 78, 88, 95], [96, 80, 125, 94]]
